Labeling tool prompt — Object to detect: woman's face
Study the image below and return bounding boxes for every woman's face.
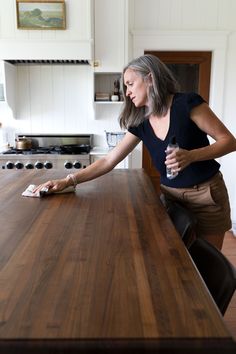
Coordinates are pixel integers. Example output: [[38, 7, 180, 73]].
[[124, 68, 149, 107]]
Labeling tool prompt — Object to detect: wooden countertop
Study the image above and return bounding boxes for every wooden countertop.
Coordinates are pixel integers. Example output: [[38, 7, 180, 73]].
[[0, 169, 235, 353]]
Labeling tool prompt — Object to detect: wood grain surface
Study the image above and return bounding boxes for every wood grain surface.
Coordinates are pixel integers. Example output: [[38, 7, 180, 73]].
[[0, 169, 235, 353]]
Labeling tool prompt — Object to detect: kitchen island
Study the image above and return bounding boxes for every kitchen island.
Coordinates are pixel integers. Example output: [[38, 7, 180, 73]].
[[0, 169, 235, 353]]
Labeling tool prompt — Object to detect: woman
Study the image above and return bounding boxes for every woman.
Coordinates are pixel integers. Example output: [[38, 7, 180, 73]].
[[34, 54, 236, 250]]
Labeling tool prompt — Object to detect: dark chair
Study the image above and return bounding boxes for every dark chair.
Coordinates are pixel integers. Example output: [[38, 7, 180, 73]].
[[189, 238, 236, 315], [160, 194, 197, 248]]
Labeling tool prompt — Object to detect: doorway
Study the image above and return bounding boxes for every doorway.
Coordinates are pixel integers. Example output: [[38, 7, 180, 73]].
[[142, 51, 212, 193]]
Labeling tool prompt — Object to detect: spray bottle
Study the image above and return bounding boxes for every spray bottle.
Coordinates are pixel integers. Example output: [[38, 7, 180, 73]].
[[166, 136, 179, 179]]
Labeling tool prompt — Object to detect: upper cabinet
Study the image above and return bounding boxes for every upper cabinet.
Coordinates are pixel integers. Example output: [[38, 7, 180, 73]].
[[0, 61, 16, 118], [0, 63, 5, 102], [94, 0, 128, 72]]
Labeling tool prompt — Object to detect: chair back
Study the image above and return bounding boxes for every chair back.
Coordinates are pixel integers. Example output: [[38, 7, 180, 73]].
[[189, 238, 236, 315], [163, 198, 197, 247]]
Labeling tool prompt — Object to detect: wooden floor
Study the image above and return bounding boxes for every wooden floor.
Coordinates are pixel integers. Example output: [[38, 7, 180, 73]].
[[222, 230, 236, 340]]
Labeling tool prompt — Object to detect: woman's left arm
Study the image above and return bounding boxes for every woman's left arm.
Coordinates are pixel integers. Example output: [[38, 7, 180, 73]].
[[189, 103, 236, 161], [167, 103, 236, 172]]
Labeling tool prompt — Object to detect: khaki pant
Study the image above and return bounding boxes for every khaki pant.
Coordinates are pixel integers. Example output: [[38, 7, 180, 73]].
[[161, 172, 232, 235]]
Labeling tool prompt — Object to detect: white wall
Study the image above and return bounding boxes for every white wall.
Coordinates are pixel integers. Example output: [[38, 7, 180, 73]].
[[16, 63, 122, 147], [16, 64, 94, 133], [219, 31, 236, 229], [129, 0, 236, 227], [0, 0, 88, 38], [0, 0, 122, 148]]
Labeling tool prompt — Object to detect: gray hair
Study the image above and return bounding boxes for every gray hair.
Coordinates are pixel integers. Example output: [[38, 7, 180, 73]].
[[119, 54, 179, 129]]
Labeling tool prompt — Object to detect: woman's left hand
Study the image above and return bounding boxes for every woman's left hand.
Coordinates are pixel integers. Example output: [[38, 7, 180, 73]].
[[165, 148, 193, 172]]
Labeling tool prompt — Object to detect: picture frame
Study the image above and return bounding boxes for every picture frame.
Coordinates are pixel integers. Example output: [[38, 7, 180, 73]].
[[16, 0, 66, 30]]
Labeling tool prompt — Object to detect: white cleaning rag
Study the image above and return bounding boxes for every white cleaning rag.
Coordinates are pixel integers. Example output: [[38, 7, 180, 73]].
[[22, 184, 75, 198]]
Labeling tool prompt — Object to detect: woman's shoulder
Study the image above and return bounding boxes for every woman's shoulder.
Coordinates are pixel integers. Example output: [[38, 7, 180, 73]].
[[173, 91, 204, 101], [128, 118, 148, 137], [173, 92, 206, 109]]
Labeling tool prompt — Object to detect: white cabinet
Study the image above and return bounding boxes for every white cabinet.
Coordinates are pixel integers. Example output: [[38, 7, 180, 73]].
[[0, 61, 16, 117], [90, 147, 130, 169], [93, 0, 128, 110], [0, 64, 5, 102], [0, 60, 17, 150], [94, 0, 127, 72]]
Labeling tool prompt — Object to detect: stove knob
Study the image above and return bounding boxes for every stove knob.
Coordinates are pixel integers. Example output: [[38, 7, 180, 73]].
[[64, 161, 73, 169], [73, 161, 82, 169], [25, 162, 34, 169], [34, 161, 44, 169], [44, 161, 53, 169], [6, 161, 14, 169], [15, 161, 24, 169]]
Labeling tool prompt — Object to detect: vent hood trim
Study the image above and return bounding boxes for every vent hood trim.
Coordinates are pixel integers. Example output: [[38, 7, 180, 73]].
[[0, 39, 94, 61], [5, 60, 90, 65]]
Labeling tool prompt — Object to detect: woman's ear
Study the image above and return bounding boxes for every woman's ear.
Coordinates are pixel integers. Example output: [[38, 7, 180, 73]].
[[146, 72, 153, 86]]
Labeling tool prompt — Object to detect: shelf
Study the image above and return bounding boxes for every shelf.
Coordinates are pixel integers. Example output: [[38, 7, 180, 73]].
[[94, 72, 122, 103], [94, 101, 123, 105]]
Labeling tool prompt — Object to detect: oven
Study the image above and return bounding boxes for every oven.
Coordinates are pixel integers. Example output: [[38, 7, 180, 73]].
[[0, 134, 93, 171]]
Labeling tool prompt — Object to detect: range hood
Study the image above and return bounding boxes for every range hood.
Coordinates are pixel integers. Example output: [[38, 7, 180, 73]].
[[5, 60, 90, 65], [0, 39, 94, 62]]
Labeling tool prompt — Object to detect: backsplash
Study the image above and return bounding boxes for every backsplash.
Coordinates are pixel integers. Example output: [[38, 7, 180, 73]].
[[11, 64, 122, 147]]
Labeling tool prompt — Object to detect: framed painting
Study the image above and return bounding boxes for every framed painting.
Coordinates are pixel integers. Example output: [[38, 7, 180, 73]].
[[16, 0, 66, 30]]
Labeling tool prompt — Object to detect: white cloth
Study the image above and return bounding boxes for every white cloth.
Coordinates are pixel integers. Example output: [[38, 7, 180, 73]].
[[22, 184, 75, 198]]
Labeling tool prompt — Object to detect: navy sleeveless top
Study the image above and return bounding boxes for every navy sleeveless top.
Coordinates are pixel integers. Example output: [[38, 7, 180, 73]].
[[128, 92, 220, 188]]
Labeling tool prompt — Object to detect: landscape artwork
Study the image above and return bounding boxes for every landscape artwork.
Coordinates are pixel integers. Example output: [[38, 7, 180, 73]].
[[16, 1, 66, 30]]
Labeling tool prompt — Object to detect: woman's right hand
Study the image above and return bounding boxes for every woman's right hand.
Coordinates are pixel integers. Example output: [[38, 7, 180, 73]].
[[33, 177, 69, 194]]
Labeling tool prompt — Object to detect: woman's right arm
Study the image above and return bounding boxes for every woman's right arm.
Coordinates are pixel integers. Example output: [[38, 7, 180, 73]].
[[34, 132, 140, 193]]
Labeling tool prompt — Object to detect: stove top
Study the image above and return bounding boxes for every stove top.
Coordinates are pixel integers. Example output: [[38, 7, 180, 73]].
[[0, 134, 93, 170], [3, 144, 91, 155], [3, 147, 57, 155]]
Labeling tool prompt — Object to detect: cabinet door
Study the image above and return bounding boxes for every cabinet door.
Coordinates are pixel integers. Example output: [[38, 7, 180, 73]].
[[0, 61, 5, 101], [0, 61, 16, 116], [91, 154, 130, 169], [94, 0, 126, 72]]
